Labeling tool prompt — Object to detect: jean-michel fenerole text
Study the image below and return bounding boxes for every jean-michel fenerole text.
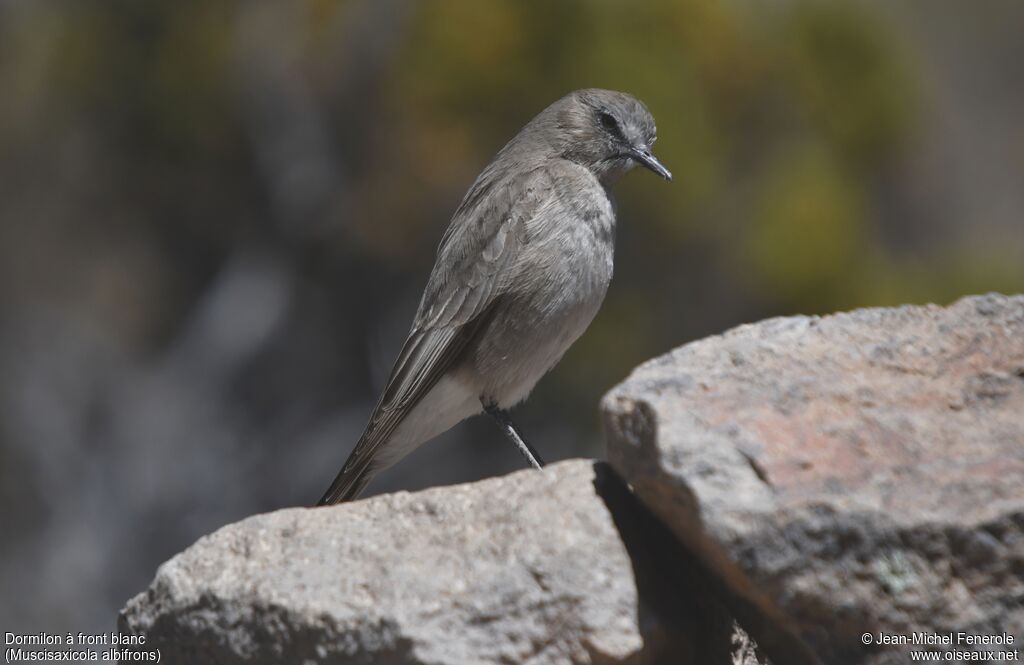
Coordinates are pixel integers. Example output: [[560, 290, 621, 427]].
[[874, 631, 1015, 647]]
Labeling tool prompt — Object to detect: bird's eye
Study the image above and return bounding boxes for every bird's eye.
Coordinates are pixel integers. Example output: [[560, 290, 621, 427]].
[[598, 110, 621, 136]]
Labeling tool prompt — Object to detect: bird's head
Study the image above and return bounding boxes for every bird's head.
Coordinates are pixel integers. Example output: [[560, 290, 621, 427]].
[[550, 88, 672, 186]]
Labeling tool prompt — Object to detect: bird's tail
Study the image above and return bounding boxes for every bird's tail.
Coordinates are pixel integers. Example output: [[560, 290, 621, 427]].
[[317, 399, 405, 505], [317, 404, 395, 506], [316, 319, 483, 506], [317, 459, 375, 505]]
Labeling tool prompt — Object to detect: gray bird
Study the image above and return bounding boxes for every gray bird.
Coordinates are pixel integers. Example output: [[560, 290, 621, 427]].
[[318, 88, 671, 505]]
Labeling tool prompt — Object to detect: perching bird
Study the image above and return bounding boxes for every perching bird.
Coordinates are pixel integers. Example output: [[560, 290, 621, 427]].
[[318, 89, 671, 504]]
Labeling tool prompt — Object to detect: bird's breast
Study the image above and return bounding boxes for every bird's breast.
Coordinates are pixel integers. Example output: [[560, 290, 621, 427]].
[[469, 174, 616, 407]]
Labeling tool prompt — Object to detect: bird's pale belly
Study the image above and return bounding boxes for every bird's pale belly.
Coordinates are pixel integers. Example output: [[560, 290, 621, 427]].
[[496, 296, 604, 408], [376, 275, 608, 472], [467, 234, 614, 408]]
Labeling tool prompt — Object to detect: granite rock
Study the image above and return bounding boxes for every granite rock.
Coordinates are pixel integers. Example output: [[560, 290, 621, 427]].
[[119, 460, 727, 664], [604, 294, 1024, 664]]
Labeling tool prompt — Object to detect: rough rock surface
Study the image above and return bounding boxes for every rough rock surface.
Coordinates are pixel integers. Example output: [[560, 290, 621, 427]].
[[604, 294, 1024, 664], [120, 460, 715, 665]]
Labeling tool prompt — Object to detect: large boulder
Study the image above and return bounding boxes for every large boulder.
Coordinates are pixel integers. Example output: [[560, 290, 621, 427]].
[[604, 294, 1024, 664], [119, 459, 754, 664]]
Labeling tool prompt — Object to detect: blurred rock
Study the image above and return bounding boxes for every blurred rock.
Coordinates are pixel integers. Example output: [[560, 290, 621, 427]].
[[121, 460, 756, 664], [604, 293, 1024, 664]]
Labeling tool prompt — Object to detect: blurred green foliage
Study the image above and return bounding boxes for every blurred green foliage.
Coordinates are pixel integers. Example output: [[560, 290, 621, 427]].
[[1, 0, 1021, 423]]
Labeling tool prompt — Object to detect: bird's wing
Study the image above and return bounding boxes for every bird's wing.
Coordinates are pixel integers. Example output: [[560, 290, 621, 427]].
[[317, 167, 550, 504]]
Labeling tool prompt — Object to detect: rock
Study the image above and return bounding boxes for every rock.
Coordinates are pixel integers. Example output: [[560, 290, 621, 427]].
[[603, 294, 1024, 664], [119, 459, 758, 664]]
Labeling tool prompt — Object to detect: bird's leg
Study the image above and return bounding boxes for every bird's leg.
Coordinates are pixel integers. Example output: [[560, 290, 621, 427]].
[[481, 399, 546, 469]]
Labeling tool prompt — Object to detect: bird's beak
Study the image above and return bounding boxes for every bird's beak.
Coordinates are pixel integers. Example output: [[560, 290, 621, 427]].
[[631, 145, 672, 181]]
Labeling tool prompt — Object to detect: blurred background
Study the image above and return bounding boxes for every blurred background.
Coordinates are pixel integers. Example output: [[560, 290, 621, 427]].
[[1, 0, 1021, 635]]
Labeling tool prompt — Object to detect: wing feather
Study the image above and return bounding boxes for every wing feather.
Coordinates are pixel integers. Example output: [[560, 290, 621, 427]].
[[317, 167, 549, 504]]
